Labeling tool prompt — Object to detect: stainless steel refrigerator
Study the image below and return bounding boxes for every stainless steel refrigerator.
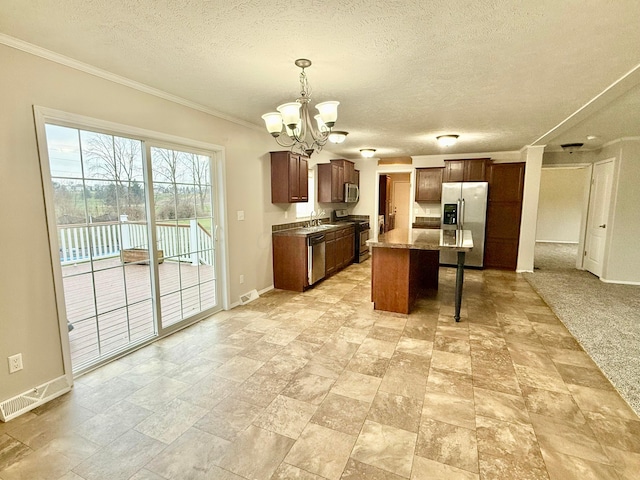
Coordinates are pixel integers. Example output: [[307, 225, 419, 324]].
[[440, 182, 488, 267]]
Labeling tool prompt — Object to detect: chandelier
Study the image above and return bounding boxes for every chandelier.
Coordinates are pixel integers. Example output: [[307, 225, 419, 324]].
[[262, 59, 346, 156]]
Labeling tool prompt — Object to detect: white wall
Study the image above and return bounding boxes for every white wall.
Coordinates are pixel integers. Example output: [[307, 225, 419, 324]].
[[536, 167, 589, 243], [601, 139, 640, 283], [0, 43, 343, 402]]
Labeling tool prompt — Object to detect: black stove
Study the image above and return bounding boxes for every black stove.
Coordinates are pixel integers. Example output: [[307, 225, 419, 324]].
[[332, 210, 370, 263]]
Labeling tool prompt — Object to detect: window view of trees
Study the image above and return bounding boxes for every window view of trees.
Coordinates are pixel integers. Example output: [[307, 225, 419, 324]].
[[46, 125, 212, 231]]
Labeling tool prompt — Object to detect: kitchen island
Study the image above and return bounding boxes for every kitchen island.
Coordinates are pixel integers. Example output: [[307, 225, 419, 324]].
[[367, 229, 473, 321]]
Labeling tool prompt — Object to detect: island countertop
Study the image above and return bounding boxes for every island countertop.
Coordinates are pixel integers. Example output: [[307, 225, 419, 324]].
[[367, 228, 473, 251]]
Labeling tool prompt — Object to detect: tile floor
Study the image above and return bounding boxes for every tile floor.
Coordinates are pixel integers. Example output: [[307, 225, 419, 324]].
[[1, 262, 639, 479]]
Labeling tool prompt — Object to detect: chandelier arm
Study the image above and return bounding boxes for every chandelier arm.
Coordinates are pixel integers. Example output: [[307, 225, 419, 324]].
[[273, 134, 296, 148]]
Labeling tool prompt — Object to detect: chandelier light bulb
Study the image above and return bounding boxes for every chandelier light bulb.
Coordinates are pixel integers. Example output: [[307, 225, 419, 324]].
[[437, 135, 459, 147], [261, 59, 345, 156]]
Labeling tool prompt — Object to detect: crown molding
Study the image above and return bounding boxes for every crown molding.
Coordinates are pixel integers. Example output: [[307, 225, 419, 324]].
[[0, 33, 263, 132]]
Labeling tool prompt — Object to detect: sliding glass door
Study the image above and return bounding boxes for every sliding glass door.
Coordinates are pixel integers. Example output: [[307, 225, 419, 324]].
[[42, 124, 220, 373]]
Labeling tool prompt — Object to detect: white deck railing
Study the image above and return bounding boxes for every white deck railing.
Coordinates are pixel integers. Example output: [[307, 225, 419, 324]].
[[58, 219, 213, 266]]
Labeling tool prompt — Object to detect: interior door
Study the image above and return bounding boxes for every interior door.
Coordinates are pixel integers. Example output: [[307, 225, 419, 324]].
[[584, 160, 614, 277], [393, 181, 411, 230]]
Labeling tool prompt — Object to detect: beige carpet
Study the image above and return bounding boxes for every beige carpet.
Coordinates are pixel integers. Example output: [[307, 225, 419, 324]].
[[524, 242, 640, 414]]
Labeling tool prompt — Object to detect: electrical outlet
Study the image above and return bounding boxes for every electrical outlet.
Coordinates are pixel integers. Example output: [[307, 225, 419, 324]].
[[240, 274, 245, 284], [284, 211, 288, 219], [8, 353, 23, 374]]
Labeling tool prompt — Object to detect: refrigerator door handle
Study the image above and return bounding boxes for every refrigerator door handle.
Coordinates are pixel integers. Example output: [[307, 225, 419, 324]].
[[460, 198, 465, 230]]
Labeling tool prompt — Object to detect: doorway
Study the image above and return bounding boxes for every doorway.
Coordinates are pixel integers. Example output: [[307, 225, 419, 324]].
[[378, 172, 411, 233], [39, 119, 224, 374], [534, 165, 590, 271]]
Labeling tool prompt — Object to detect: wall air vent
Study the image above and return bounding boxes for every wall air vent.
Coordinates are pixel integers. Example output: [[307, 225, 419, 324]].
[[239, 289, 259, 305], [0, 375, 71, 422]]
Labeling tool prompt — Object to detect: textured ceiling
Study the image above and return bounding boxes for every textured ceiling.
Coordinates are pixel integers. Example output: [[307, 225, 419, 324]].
[[1, 0, 640, 158]]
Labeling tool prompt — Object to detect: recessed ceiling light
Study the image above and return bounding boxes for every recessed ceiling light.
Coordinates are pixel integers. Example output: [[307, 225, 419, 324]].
[[436, 135, 459, 147], [360, 149, 376, 158]]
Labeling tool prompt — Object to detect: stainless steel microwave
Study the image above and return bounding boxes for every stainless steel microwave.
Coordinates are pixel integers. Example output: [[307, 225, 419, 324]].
[[344, 183, 359, 203]]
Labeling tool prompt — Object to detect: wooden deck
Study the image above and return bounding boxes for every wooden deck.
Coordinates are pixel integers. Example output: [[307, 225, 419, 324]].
[[63, 256, 216, 369]]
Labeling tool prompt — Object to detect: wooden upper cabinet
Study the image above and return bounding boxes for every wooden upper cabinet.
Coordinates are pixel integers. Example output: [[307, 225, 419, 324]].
[[332, 159, 356, 184], [488, 162, 525, 202], [270, 151, 309, 203], [443, 158, 490, 182], [318, 159, 356, 203], [415, 167, 444, 202]]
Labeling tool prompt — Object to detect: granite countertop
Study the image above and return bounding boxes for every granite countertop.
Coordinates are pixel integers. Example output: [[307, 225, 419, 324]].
[[272, 223, 352, 237], [367, 228, 473, 251]]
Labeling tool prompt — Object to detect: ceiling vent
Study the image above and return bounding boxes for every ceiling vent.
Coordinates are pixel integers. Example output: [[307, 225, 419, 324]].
[[561, 143, 584, 153]]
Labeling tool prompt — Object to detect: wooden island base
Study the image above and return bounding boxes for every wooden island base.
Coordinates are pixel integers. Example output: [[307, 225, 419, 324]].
[[371, 247, 439, 314]]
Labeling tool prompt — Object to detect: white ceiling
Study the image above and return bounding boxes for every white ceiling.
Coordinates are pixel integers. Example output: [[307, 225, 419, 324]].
[[2, 0, 640, 158]]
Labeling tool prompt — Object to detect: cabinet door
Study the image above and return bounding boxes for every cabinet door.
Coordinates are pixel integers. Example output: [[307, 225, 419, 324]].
[[326, 238, 336, 275], [354, 170, 360, 188], [346, 229, 355, 263], [298, 156, 308, 201], [415, 168, 443, 202], [444, 160, 465, 182], [331, 164, 343, 202], [344, 161, 355, 184], [485, 162, 525, 270], [465, 159, 488, 181], [288, 154, 300, 201]]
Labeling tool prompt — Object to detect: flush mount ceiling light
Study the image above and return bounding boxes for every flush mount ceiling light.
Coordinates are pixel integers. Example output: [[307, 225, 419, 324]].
[[328, 131, 349, 144], [561, 142, 584, 154], [586, 135, 598, 140], [262, 59, 346, 157], [436, 135, 459, 147], [360, 149, 376, 158]]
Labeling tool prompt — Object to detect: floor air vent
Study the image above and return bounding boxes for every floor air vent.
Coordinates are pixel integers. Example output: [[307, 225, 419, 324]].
[[239, 289, 259, 305], [0, 375, 71, 422]]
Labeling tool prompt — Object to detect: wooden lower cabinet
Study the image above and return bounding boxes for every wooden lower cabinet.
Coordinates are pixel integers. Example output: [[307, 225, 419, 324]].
[[272, 235, 307, 292], [273, 225, 355, 292]]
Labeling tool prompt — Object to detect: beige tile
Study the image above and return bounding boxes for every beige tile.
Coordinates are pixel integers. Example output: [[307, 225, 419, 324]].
[[144, 427, 229, 479], [310, 393, 370, 436], [422, 390, 475, 430], [555, 362, 614, 390], [177, 374, 239, 410], [194, 397, 264, 441], [539, 445, 619, 480], [411, 455, 479, 480], [0, 443, 75, 480], [281, 371, 335, 405], [0, 434, 32, 472], [478, 452, 550, 480], [357, 338, 397, 358], [520, 386, 586, 425], [605, 446, 640, 480], [529, 412, 609, 463], [514, 364, 569, 394], [331, 370, 382, 403], [473, 387, 529, 425], [416, 418, 478, 473], [584, 411, 640, 453], [380, 368, 427, 400], [285, 423, 356, 480], [341, 458, 406, 480], [351, 420, 416, 478], [346, 352, 390, 378], [368, 391, 422, 433], [388, 351, 431, 377], [395, 337, 433, 358], [476, 416, 545, 466], [73, 400, 153, 446], [253, 395, 316, 439], [218, 425, 295, 480], [73, 430, 165, 480], [213, 355, 265, 382], [134, 398, 207, 444], [271, 462, 325, 479], [126, 376, 190, 412], [426, 367, 474, 399], [430, 350, 472, 375], [568, 384, 639, 420]]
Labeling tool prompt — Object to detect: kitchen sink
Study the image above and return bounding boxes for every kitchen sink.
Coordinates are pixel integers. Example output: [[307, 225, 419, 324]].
[[297, 224, 337, 234]]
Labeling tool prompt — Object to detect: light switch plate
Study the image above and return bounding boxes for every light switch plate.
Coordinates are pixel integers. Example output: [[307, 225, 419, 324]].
[[237, 210, 245, 221]]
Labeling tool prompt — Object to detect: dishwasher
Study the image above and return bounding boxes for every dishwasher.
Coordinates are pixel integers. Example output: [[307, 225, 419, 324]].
[[307, 234, 326, 286]]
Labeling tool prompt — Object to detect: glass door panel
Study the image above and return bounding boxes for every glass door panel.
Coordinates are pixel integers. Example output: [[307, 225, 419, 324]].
[[150, 146, 218, 329], [45, 124, 156, 372]]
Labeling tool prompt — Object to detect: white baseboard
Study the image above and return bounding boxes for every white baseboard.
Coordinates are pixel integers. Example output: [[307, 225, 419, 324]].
[[259, 285, 274, 295], [535, 240, 579, 244], [600, 278, 640, 286]]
